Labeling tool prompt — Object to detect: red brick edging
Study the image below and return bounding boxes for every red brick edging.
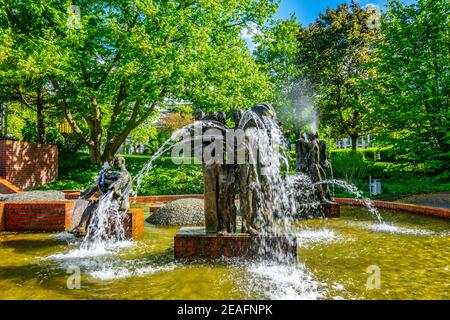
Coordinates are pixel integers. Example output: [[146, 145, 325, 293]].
[[62, 190, 205, 202], [335, 198, 450, 220], [0, 201, 73, 232]]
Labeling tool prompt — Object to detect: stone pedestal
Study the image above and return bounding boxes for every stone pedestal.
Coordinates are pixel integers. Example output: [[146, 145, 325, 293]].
[[174, 227, 297, 261]]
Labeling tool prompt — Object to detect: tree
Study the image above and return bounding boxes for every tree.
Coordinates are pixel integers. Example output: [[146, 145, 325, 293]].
[[296, 1, 378, 150], [254, 16, 313, 140], [0, 0, 276, 163], [0, 1, 58, 143], [367, 0, 449, 175]]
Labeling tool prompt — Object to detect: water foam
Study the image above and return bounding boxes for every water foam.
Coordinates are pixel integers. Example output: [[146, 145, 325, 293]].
[[47, 240, 134, 260], [246, 262, 326, 300], [296, 228, 345, 246], [89, 263, 175, 280], [350, 221, 435, 235]]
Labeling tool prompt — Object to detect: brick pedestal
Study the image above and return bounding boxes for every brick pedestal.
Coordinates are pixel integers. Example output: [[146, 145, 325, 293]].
[[324, 202, 340, 218], [174, 227, 297, 261], [123, 208, 144, 239], [65, 207, 144, 240]]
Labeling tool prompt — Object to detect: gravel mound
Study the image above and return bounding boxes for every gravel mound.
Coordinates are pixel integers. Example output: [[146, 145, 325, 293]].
[[147, 198, 205, 226], [0, 190, 67, 202]]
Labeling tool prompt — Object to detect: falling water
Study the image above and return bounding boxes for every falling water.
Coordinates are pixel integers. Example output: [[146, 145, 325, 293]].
[[314, 179, 383, 223], [80, 192, 126, 249]]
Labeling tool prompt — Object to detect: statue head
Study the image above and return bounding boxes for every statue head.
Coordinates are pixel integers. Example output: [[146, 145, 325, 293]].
[[112, 156, 126, 171], [304, 132, 319, 142], [216, 111, 226, 125], [232, 109, 243, 128], [252, 103, 276, 119], [194, 108, 204, 121]]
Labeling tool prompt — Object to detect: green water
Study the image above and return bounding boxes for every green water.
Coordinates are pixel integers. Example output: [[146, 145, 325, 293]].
[[0, 206, 448, 300]]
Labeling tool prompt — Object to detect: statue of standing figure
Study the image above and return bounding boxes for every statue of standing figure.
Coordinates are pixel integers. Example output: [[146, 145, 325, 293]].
[[238, 103, 276, 235], [71, 156, 132, 235], [296, 132, 332, 205], [194, 109, 237, 235]]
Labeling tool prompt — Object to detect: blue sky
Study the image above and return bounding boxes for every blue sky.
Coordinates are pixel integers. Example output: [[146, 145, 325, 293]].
[[275, 0, 418, 26]]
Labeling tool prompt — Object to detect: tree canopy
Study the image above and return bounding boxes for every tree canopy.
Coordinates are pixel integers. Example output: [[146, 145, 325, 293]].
[[367, 0, 449, 175], [0, 0, 276, 163]]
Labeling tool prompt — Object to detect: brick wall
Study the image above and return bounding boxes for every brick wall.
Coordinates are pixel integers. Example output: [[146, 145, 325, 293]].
[[0, 201, 73, 232], [0, 140, 58, 190], [62, 191, 205, 202]]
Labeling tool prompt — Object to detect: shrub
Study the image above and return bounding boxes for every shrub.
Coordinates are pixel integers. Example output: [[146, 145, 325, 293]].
[[329, 151, 368, 184]]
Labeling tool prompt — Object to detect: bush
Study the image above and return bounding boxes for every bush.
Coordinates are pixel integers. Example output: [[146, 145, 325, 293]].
[[329, 151, 368, 184], [330, 147, 396, 162]]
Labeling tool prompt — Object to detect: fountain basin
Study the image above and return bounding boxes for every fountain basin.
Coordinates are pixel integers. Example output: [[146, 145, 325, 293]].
[[174, 227, 297, 261]]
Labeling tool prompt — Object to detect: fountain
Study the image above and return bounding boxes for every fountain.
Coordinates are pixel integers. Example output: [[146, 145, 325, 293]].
[[63, 103, 381, 262], [174, 104, 299, 261], [1, 103, 448, 300]]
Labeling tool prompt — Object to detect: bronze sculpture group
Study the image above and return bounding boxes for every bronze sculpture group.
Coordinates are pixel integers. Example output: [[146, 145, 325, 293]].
[[296, 132, 332, 204], [73, 103, 335, 237], [195, 103, 281, 235]]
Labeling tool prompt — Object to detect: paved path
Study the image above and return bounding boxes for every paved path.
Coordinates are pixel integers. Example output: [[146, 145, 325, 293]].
[[396, 192, 450, 209]]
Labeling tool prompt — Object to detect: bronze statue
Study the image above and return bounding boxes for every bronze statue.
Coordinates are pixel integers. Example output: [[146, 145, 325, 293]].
[[238, 103, 276, 235], [194, 103, 277, 235], [72, 156, 131, 235], [194, 109, 237, 234], [296, 132, 332, 205]]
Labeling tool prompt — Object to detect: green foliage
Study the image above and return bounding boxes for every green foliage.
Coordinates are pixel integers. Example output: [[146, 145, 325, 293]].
[[367, 0, 450, 174], [21, 120, 37, 142], [329, 151, 368, 184], [330, 147, 396, 162], [59, 133, 85, 153], [0, 0, 277, 163], [44, 127, 64, 146]]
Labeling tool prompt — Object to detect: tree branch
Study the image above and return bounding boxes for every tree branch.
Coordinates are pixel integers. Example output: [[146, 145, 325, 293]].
[[50, 80, 93, 146]]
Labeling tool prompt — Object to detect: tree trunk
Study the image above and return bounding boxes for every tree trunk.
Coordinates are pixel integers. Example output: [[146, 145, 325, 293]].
[[350, 134, 358, 151], [101, 146, 117, 164], [88, 145, 103, 165], [87, 138, 126, 165], [36, 88, 45, 144]]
